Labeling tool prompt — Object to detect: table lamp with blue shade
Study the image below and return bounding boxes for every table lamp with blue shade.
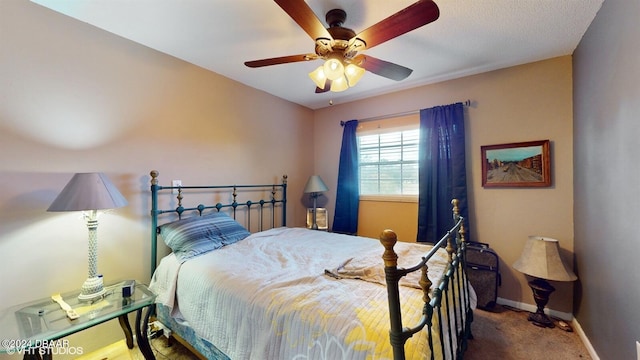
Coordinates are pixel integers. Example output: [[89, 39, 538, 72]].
[[48, 173, 128, 301]]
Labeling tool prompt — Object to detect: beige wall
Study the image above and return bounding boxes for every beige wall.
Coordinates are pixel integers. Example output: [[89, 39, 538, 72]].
[[0, 1, 313, 357], [314, 56, 574, 314]]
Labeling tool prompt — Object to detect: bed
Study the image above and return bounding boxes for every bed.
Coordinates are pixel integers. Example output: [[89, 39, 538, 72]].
[[147, 170, 475, 360]]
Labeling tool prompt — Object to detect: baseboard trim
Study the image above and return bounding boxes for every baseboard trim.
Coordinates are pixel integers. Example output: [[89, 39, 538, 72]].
[[571, 317, 601, 360], [496, 297, 573, 320], [496, 297, 599, 360]]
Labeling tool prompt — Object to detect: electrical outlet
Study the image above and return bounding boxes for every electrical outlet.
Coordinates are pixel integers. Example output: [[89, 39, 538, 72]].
[[172, 180, 182, 194]]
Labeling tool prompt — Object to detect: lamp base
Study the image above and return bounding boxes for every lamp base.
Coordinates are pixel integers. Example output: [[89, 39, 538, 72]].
[[78, 276, 106, 302], [528, 311, 555, 328], [527, 278, 556, 328]]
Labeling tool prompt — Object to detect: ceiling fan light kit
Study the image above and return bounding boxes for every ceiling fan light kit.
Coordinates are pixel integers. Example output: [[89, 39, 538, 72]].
[[245, 0, 440, 93], [308, 56, 365, 93]]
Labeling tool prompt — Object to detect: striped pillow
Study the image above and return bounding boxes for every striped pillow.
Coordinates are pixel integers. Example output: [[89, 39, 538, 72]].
[[159, 212, 250, 263]]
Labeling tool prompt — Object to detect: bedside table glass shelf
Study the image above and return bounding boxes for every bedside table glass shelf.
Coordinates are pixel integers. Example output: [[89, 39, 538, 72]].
[[0, 282, 156, 359]]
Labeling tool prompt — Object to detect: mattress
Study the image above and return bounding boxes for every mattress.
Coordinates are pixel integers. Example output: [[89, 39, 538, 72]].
[[150, 227, 473, 360]]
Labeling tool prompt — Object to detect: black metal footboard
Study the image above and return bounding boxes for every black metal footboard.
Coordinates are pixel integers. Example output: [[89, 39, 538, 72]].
[[380, 199, 472, 360]]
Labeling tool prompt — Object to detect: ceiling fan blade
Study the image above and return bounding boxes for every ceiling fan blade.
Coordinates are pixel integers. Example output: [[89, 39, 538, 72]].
[[245, 54, 318, 68], [275, 0, 332, 41], [354, 55, 413, 81], [315, 79, 331, 93], [354, 0, 439, 50]]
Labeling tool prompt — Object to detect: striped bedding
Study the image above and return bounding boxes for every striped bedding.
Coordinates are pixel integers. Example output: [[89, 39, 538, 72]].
[[150, 227, 469, 360]]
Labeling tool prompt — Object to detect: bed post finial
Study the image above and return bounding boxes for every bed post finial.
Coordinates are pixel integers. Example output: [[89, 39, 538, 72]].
[[446, 237, 455, 263], [451, 198, 466, 244], [420, 265, 432, 304], [282, 174, 288, 184], [459, 221, 466, 244], [150, 170, 159, 186], [451, 198, 459, 219], [380, 229, 398, 268]]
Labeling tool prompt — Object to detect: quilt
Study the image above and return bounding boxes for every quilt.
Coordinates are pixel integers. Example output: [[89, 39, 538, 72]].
[[150, 227, 470, 360]]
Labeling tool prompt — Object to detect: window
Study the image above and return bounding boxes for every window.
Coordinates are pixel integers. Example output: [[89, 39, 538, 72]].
[[358, 128, 419, 197]]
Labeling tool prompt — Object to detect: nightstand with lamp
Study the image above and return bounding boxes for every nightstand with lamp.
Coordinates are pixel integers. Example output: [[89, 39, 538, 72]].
[[304, 175, 328, 230], [0, 173, 156, 359]]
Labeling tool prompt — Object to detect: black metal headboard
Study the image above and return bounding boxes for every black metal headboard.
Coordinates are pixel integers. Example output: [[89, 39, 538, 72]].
[[149, 170, 287, 277]]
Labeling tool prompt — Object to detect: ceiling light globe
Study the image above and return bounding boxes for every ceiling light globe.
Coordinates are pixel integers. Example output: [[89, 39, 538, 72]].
[[345, 64, 365, 86], [330, 76, 349, 92], [323, 58, 344, 81], [308, 66, 327, 89]]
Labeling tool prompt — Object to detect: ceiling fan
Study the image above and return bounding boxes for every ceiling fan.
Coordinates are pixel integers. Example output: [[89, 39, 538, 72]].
[[244, 0, 440, 93]]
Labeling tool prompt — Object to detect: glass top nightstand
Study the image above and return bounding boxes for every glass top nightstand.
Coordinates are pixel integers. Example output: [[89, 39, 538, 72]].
[[0, 281, 156, 359]]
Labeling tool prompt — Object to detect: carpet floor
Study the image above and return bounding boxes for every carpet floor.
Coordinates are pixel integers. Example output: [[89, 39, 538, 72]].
[[130, 337, 198, 360], [465, 305, 592, 360], [128, 305, 592, 359]]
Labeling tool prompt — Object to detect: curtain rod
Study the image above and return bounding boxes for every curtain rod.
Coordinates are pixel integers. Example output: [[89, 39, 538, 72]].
[[340, 99, 473, 126]]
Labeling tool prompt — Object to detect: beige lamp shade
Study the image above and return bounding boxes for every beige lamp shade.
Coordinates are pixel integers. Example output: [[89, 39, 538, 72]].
[[513, 236, 577, 282]]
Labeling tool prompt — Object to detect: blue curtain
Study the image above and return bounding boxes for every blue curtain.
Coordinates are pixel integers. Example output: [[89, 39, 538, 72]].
[[417, 103, 470, 243], [332, 120, 359, 234]]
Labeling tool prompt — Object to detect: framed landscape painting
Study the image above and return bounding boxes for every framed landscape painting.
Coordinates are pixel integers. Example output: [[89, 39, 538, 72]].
[[481, 140, 551, 187]]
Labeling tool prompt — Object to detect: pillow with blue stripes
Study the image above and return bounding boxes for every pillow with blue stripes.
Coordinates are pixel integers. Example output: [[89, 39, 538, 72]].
[[159, 212, 250, 263]]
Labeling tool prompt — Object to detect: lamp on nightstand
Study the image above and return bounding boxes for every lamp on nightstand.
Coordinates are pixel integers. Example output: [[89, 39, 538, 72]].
[[304, 175, 328, 230], [48, 173, 128, 301], [513, 236, 577, 328]]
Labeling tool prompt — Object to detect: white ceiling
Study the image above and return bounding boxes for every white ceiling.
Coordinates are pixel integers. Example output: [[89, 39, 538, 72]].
[[31, 0, 603, 110]]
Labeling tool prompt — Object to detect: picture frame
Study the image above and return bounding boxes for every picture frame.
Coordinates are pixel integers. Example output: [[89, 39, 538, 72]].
[[481, 140, 551, 187]]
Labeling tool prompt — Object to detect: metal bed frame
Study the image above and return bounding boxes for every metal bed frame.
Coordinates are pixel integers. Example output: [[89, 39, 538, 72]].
[[380, 199, 472, 360], [148, 170, 471, 359]]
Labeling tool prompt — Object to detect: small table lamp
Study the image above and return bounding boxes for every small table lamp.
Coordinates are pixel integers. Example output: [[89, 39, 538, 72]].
[[513, 236, 577, 328], [303, 175, 328, 230], [48, 173, 128, 301]]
